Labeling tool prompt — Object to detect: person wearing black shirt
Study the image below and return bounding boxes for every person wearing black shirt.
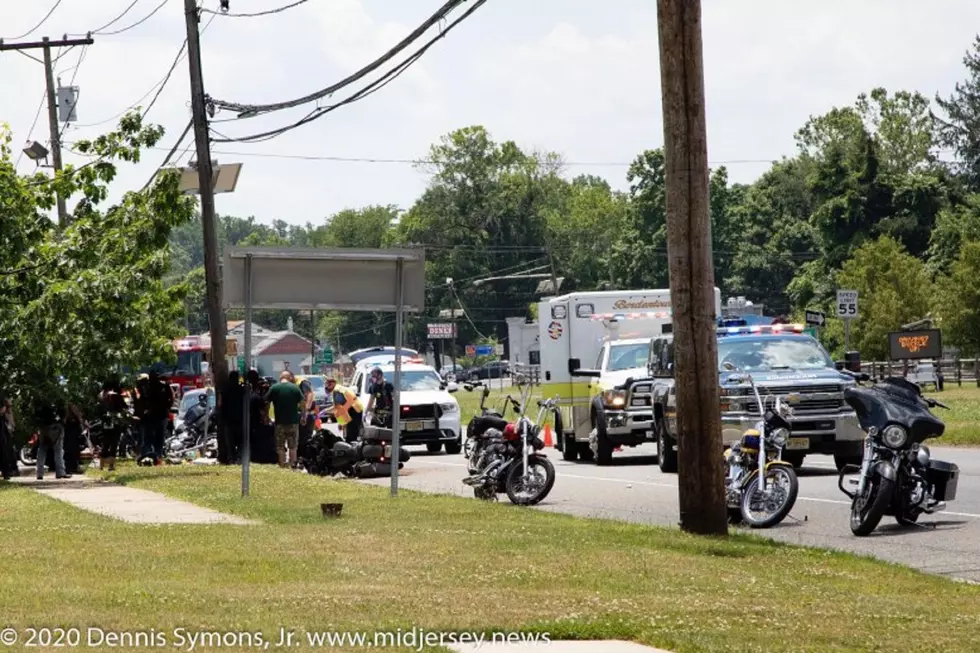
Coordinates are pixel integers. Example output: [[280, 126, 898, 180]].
[[0, 396, 17, 480], [35, 398, 69, 480], [364, 367, 394, 428], [99, 380, 127, 472], [219, 371, 245, 464]]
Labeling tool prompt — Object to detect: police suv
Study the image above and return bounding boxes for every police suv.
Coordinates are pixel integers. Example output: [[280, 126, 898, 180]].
[[645, 323, 864, 473]]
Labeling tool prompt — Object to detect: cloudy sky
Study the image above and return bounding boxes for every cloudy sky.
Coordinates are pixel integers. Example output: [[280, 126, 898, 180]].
[[2, 0, 979, 226]]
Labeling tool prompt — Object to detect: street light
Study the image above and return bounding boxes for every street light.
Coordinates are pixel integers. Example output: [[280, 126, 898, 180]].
[[178, 160, 243, 195], [22, 140, 49, 162]]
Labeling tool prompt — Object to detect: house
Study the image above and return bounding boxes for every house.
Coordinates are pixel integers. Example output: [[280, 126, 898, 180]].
[[506, 317, 540, 368], [250, 331, 318, 378]]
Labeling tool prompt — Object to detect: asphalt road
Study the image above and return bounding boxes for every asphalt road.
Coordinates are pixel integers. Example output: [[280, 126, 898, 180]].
[[362, 444, 980, 583]]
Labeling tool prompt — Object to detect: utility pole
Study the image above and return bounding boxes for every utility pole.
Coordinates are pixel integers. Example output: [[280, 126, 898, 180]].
[[0, 35, 93, 228], [657, 0, 727, 535], [183, 0, 229, 396]]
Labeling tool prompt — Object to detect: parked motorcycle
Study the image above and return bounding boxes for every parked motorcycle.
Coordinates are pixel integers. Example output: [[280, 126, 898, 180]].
[[165, 397, 217, 461], [462, 382, 518, 474], [721, 363, 800, 528], [462, 394, 556, 505], [837, 372, 959, 536]]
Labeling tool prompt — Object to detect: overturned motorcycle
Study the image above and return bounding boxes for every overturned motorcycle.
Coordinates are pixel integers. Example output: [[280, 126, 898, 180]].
[[301, 422, 412, 478]]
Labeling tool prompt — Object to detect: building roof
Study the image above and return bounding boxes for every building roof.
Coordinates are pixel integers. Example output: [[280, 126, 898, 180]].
[[253, 331, 316, 356]]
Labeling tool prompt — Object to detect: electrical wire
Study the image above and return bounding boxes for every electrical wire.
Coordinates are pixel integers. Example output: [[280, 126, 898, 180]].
[[89, 0, 145, 34], [210, 0, 468, 116], [201, 0, 309, 18], [1, 0, 64, 40], [94, 0, 169, 36], [140, 119, 194, 191], [211, 0, 487, 143], [72, 13, 215, 128]]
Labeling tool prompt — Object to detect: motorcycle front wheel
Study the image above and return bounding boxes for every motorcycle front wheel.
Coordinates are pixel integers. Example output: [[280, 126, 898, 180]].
[[19, 446, 36, 467], [850, 472, 893, 536], [740, 466, 799, 528], [504, 456, 556, 506]]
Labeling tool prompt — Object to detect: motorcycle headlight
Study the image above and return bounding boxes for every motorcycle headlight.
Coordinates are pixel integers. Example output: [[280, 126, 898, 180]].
[[882, 425, 908, 449], [601, 389, 626, 408], [770, 427, 789, 448]]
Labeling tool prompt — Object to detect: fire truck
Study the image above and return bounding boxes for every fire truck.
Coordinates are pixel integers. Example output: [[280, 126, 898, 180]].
[[142, 335, 238, 392]]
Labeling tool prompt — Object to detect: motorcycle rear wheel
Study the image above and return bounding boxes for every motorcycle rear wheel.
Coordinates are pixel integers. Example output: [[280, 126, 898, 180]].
[[19, 447, 36, 467], [740, 466, 799, 528], [850, 473, 893, 536], [504, 456, 556, 506]]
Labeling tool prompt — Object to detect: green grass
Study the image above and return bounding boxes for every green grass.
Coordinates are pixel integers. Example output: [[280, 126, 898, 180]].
[[924, 385, 980, 445], [457, 383, 980, 446], [2, 465, 980, 652]]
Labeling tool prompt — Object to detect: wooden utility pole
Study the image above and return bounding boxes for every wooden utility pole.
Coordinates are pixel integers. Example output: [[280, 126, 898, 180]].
[[657, 0, 727, 535], [0, 35, 93, 227], [183, 0, 229, 395]]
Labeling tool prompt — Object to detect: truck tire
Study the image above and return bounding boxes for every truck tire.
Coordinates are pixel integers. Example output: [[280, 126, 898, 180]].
[[578, 442, 594, 461], [592, 405, 613, 466], [560, 433, 578, 461], [444, 437, 462, 455], [426, 442, 443, 454], [657, 418, 677, 473]]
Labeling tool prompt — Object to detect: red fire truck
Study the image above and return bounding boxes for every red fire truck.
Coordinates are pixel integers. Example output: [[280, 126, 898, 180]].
[[143, 335, 238, 393]]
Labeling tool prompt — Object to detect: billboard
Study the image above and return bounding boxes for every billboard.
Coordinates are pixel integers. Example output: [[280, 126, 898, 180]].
[[888, 329, 942, 360]]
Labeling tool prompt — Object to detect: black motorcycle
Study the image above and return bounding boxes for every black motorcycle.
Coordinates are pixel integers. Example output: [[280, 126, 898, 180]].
[[462, 382, 517, 474], [837, 373, 959, 536], [301, 418, 412, 478], [462, 408, 555, 506]]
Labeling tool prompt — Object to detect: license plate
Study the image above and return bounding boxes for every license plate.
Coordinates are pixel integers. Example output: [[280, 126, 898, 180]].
[[786, 437, 809, 451], [405, 421, 423, 432], [631, 398, 647, 407]]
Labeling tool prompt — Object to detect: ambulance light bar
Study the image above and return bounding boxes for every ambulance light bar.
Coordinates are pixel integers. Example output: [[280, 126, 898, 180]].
[[716, 324, 805, 336]]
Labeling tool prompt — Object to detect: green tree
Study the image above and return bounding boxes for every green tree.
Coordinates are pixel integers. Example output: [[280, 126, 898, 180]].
[[610, 149, 669, 289], [935, 36, 980, 190], [933, 240, 980, 356], [0, 112, 195, 409], [835, 236, 933, 360]]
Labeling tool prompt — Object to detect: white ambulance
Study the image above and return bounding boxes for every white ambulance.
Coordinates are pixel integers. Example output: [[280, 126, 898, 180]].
[[537, 289, 721, 465]]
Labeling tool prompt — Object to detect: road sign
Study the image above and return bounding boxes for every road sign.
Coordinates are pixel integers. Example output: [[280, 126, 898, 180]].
[[315, 349, 333, 365], [427, 323, 456, 339], [465, 345, 476, 357], [805, 310, 826, 327], [475, 344, 494, 356], [836, 290, 858, 318], [494, 343, 504, 356], [803, 327, 818, 338]]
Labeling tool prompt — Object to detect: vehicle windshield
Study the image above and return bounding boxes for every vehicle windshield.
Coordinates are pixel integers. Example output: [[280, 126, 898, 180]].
[[607, 343, 650, 371], [303, 377, 326, 392], [180, 391, 215, 414], [717, 337, 833, 372], [381, 370, 443, 391], [175, 350, 203, 376]]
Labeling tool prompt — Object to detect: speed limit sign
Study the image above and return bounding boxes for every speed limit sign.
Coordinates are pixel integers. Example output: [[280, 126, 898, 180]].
[[837, 289, 858, 318]]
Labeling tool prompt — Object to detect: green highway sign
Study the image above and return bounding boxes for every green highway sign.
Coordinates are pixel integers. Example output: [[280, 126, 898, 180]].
[[315, 349, 334, 365]]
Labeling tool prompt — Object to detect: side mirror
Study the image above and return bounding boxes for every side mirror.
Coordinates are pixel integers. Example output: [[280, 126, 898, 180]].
[[835, 361, 845, 371], [722, 362, 736, 372], [447, 382, 458, 393], [568, 358, 581, 374], [482, 387, 490, 398]]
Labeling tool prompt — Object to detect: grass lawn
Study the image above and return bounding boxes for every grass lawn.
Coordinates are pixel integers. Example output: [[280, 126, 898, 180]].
[[2, 465, 980, 652], [457, 383, 980, 446]]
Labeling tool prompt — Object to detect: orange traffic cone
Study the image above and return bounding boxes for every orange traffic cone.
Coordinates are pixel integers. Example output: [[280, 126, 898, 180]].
[[543, 423, 554, 448]]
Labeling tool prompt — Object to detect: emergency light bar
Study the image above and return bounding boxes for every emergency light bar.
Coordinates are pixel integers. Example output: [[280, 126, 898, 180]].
[[717, 324, 805, 336]]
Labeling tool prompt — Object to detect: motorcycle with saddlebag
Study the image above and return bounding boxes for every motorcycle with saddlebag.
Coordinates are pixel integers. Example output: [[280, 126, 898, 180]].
[[722, 362, 800, 528], [837, 372, 959, 536], [301, 409, 412, 478]]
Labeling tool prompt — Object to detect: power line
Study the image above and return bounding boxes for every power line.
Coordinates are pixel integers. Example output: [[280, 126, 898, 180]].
[[93, 0, 170, 36], [140, 119, 194, 191], [210, 0, 470, 117], [89, 0, 145, 33], [1, 0, 64, 40], [211, 0, 488, 143], [201, 0, 309, 18]]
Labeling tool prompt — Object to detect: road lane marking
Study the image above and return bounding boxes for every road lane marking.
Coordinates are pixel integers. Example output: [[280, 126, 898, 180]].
[[409, 459, 980, 518]]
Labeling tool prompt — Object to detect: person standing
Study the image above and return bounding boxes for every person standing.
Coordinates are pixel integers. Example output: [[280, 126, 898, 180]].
[[0, 396, 17, 480], [98, 380, 127, 472], [218, 371, 245, 464], [35, 397, 70, 480], [297, 378, 316, 466], [264, 372, 304, 468], [363, 367, 394, 428], [63, 402, 86, 475]]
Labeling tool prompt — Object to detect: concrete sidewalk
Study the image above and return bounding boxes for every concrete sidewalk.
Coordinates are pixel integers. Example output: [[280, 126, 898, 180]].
[[450, 642, 672, 653], [9, 475, 255, 525]]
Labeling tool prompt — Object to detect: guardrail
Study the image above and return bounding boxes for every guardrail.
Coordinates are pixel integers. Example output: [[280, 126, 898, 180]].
[[859, 359, 980, 387]]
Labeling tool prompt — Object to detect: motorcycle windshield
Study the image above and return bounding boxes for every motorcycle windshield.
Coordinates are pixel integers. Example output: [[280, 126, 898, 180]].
[[844, 385, 944, 443]]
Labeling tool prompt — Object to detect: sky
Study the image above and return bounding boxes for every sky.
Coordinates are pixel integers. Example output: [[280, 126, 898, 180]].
[[2, 0, 980, 227]]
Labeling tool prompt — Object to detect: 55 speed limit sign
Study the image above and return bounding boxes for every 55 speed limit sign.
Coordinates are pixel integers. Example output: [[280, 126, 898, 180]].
[[836, 289, 858, 318]]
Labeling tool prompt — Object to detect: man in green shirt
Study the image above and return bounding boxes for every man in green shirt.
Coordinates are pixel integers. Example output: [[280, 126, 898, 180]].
[[265, 371, 304, 468]]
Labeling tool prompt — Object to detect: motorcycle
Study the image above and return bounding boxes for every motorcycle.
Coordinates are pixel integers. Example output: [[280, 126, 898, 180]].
[[721, 363, 800, 528], [301, 409, 412, 478], [462, 382, 519, 474], [164, 398, 217, 461], [836, 372, 959, 536], [462, 393, 557, 506]]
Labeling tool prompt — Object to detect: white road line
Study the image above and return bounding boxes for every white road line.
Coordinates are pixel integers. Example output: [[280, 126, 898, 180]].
[[410, 458, 980, 519]]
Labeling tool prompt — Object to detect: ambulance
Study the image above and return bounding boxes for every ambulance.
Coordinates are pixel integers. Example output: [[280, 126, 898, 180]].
[[537, 288, 721, 464]]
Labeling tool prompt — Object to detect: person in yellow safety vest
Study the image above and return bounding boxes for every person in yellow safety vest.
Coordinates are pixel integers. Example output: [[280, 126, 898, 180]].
[[325, 377, 364, 443]]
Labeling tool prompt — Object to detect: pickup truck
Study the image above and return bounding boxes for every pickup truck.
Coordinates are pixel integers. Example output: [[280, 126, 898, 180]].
[[640, 324, 865, 473]]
